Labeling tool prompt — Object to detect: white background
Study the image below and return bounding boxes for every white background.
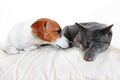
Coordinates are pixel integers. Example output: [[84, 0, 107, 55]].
[[0, 0, 120, 49]]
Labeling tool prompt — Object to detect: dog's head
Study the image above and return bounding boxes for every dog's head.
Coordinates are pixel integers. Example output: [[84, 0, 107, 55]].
[[31, 18, 61, 42], [31, 18, 70, 49]]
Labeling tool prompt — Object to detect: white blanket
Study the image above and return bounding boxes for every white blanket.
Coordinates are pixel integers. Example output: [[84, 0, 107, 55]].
[[0, 44, 120, 80]]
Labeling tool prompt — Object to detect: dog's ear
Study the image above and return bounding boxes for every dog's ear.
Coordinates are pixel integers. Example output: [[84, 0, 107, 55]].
[[100, 24, 113, 34], [31, 20, 45, 34], [75, 22, 85, 31]]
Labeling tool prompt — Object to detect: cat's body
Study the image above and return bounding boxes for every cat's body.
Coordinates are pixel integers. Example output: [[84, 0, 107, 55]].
[[63, 22, 113, 61]]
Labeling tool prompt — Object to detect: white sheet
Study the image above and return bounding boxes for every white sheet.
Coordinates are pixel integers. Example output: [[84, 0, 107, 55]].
[[0, 44, 120, 80]]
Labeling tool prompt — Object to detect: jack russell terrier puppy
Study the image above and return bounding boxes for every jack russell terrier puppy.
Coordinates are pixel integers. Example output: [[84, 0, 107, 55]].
[[63, 22, 113, 61], [5, 18, 70, 54]]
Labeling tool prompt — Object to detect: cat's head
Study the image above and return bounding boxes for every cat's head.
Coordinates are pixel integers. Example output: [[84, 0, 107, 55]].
[[74, 22, 113, 50]]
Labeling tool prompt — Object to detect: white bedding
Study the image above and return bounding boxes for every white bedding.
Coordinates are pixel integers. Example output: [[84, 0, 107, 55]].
[[0, 44, 120, 80]]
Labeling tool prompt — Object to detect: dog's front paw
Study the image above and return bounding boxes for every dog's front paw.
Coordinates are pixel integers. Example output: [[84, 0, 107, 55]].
[[5, 47, 20, 55], [83, 53, 96, 61], [24, 46, 38, 52]]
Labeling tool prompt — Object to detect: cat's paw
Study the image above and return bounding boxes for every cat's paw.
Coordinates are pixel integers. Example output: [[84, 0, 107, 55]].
[[83, 53, 96, 61]]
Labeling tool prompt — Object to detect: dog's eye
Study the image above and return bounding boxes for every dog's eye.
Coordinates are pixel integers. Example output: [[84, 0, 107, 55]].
[[57, 29, 61, 34]]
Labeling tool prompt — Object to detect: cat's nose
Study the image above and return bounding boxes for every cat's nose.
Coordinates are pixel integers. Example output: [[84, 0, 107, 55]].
[[69, 41, 73, 47], [86, 42, 90, 46]]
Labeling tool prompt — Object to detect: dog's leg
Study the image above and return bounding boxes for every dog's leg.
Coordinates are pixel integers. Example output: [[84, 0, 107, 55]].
[[5, 46, 20, 54], [24, 45, 38, 52]]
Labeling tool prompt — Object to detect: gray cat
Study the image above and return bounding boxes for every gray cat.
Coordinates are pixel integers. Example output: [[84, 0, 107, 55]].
[[63, 22, 113, 61]]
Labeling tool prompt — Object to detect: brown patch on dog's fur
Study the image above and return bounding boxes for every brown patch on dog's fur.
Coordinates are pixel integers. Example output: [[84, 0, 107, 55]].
[[31, 18, 61, 42]]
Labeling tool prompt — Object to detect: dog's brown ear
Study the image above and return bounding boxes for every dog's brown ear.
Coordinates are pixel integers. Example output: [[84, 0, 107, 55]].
[[31, 21, 39, 31], [101, 24, 113, 34], [31, 20, 47, 40], [31, 20, 45, 34]]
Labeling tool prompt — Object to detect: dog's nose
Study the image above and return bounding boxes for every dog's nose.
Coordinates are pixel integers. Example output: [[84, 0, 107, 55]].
[[57, 29, 61, 34]]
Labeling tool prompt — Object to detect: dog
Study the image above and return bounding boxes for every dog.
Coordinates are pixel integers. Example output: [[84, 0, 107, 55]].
[[63, 22, 113, 61], [5, 18, 70, 54]]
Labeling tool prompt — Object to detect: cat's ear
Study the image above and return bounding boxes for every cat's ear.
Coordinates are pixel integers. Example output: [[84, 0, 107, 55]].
[[75, 22, 85, 31], [101, 24, 113, 34]]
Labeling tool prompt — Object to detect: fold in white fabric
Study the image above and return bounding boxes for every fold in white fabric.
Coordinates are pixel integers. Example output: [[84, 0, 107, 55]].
[[0, 44, 120, 80]]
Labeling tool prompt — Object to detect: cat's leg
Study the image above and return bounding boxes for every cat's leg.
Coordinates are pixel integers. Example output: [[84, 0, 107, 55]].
[[83, 43, 109, 61]]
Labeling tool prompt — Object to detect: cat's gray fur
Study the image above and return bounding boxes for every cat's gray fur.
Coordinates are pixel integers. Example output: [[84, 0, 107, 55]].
[[63, 22, 113, 61]]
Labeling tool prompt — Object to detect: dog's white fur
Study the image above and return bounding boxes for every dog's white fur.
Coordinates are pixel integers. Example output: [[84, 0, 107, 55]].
[[6, 21, 69, 54]]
